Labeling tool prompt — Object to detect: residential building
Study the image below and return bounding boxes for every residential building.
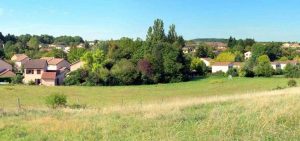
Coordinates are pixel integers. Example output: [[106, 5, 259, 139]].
[[200, 58, 213, 67], [0, 69, 16, 78], [271, 60, 298, 70], [41, 57, 70, 71], [212, 62, 241, 73], [70, 61, 84, 72], [244, 51, 252, 60], [41, 71, 65, 86], [0, 59, 15, 80], [23, 59, 48, 84], [11, 54, 30, 70], [182, 46, 196, 54], [0, 59, 12, 71]]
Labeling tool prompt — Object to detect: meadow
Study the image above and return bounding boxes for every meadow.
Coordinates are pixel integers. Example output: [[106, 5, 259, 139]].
[[0, 77, 299, 140]]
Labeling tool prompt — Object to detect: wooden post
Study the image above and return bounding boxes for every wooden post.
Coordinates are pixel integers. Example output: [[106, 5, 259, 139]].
[[17, 98, 21, 111]]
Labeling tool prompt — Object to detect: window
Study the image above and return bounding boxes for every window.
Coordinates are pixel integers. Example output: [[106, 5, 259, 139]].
[[37, 70, 41, 74], [276, 64, 281, 69], [26, 69, 34, 74]]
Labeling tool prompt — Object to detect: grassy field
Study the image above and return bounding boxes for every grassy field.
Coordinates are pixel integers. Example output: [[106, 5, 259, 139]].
[[0, 77, 299, 140]]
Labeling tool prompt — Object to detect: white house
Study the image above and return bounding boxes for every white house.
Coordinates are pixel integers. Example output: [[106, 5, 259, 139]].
[[212, 62, 241, 73], [200, 58, 213, 67], [271, 60, 297, 70], [244, 51, 252, 60]]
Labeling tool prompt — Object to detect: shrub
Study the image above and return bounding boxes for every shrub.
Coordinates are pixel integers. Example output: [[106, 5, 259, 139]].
[[226, 68, 239, 77], [68, 103, 87, 109], [284, 63, 300, 78], [45, 93, 67, 109], [253, 55, 274, 77], [212, 71, 225, 77], [288, 79, 297, 87], [11, 74, 24, 84], [28, 80, 36, 85]]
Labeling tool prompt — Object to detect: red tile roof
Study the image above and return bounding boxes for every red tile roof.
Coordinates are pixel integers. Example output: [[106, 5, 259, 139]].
[[41, 72, 57, 80], [0, 69, 16, 78]]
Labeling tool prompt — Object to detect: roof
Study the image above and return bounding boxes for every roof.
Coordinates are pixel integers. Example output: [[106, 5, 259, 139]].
[[0, 59, 12, 69], [0, 69, 16, 78], [41, 57, 65, 65], [41, 57, 55, 62], [200, 58, 213, 62], [212, 62, 233, 66], [48, 58, 64, 65], [41, 72, 57, 80], [11, 54, 29, 62], [24, 59, 47, 69], [272, 60, 298, 65]]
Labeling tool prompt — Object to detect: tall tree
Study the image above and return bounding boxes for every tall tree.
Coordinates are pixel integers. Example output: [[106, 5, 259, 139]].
[[151, 19, 166, 42], [167, 24, 178, 43], [27, 37, 40, 50]]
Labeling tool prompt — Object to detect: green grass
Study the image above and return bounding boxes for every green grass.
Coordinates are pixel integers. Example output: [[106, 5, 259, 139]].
[[0, 76, 297, 109], [0, 77, 299, 140]]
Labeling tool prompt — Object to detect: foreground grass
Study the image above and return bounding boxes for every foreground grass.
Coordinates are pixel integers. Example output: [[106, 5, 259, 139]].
[[0, 87, 299, 140], [0, 77, 297, 109]]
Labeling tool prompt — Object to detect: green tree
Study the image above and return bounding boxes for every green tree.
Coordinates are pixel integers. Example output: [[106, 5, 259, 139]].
[[215, 52, 236, 62], [253, 55, 274, 77], [167, 24, 178, 43], [111, 59, 138, 85], [146, 19, 166, 43], [190, 57, 206, 75], [27, 37, 40, 50], [67, 47, 86, 63]]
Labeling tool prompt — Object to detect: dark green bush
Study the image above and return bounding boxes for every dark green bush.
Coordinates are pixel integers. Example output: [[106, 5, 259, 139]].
[[288, 79, 297, 87], [45, 94, 67, 109], [226, 68, 239, 77]]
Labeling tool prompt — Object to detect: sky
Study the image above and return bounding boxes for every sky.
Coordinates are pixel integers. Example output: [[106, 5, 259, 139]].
[[0, 0, 300, 41]]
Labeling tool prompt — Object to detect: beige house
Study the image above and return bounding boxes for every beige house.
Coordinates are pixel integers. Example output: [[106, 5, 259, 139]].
[[70, 61, 84, 72], [23, 59, 48, 84], [41, 57, 70, 71], [41, 71, 65, 86], [11, 54, 30, 70]]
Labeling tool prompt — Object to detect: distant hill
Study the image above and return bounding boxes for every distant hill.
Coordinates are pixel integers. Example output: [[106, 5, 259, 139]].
[[190, 38, 228, 43]]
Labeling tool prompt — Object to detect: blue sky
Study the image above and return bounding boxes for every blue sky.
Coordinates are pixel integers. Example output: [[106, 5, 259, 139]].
[[0, 0, 300, 41]]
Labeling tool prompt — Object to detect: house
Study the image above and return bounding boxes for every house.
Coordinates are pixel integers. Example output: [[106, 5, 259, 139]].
[[41, 71, 65, 86], [244, 51, 252, 60], [23, 59, 48, 84], [271, 60, 298, 70], [0, 59, 15, 80], [282, 43, 300, 48], [212, 62, 241, 73], [200, 58, 213, 67], [41, 57, 70, 71], [0, 69, 16, 78], [182, 46, 196, 54], [11, 54, 30, 70], [0, 59, 12, 71], [70, 61, 84, 72]]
